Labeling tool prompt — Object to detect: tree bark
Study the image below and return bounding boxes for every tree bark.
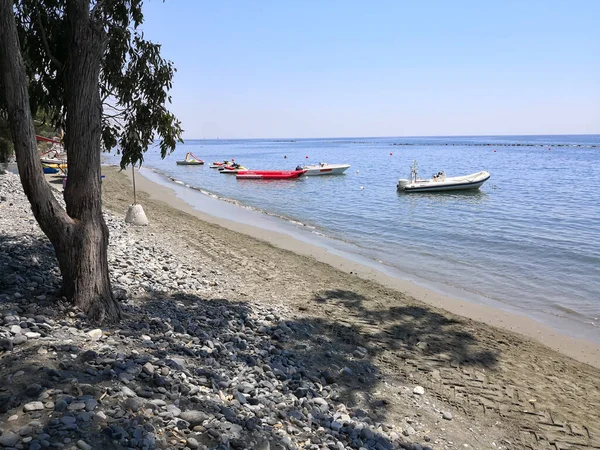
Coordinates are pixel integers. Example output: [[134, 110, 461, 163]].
[[0, 0, 121, 322]]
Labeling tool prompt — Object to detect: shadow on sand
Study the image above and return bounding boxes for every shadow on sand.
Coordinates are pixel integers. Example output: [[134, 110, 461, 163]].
[[0, 232, 499, 449]]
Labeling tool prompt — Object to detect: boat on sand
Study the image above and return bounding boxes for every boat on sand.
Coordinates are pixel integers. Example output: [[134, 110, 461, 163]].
[[236, 170, 307, 180], [397, 161, 490, 192]]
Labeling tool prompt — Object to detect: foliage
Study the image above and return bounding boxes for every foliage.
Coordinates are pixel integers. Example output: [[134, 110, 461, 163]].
[[12, 0, 183, 168]]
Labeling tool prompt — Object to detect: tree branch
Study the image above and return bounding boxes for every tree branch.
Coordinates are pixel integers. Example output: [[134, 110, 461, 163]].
[[35, 7, 63, 70]]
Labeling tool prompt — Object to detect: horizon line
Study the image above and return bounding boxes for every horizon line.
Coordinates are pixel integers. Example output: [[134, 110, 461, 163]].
[[179, 132, 600, 141]]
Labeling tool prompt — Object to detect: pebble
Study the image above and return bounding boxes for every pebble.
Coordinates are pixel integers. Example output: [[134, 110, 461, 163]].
[[0, 431, 19, 447], [186, 437, 199, 449], [76, 440, 92, 450], [87, 328, 102, 340], [23, 401, 44, 411], [413, 386, 425, 395]]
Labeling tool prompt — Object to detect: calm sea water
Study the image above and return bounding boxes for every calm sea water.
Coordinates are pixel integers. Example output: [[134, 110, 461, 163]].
[[107, 135, 600, 342]]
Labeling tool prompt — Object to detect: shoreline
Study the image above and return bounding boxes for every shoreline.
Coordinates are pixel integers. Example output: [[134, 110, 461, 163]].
[[118, 165, 600, 369], [7, 165, 596, 447]]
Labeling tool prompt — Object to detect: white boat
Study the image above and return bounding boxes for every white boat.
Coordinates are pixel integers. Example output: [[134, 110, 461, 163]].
[[301, 163, 350, 176], [397, 161, 490, 192], [40, 156, 68, 165], [176, 152, 204, 165]]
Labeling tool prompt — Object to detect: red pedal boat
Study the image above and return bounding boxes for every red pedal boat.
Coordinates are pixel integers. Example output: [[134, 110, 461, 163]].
[[236, 170, 307, 180]]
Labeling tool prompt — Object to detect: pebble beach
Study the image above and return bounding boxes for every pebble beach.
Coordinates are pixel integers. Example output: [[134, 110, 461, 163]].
[[1, 168, 600, 450]]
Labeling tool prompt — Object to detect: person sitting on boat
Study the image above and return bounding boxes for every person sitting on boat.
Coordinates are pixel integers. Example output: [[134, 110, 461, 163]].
[[432, 171, 445, 181], [295, 165, 303, 171]]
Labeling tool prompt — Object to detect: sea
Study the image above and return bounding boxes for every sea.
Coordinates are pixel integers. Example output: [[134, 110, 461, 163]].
[[105, 135, 600, 344]]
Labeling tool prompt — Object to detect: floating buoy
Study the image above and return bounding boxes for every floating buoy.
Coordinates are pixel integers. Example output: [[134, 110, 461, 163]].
[[356, 170, 359, 174], [232, 158, 235, 161], [548, 147, 551, 150], [494, 150, 496, 152], [305, 155, 308, 159], [360, 186, 364, 190], [390, 152, 393, 156], [284, 155, 287, 158]]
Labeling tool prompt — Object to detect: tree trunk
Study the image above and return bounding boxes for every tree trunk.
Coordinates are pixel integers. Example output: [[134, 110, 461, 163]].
[[0, 0, 121, 322]]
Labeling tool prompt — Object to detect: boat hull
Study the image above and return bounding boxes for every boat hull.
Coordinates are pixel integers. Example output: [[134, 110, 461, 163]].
[[303, 164, 350, 176], [398, 171, 490, 192], [236, 170, 306, 180], [220, 166, 247, 174], [41, 157, 67, 165], [176, 160, 204, 165]]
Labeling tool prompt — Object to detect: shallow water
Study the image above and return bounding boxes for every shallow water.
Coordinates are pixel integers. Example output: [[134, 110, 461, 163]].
[[106, 135, 600, 342]]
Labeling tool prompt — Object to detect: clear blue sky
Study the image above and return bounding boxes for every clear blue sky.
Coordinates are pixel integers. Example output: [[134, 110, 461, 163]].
[[140, 0, 599, 139]]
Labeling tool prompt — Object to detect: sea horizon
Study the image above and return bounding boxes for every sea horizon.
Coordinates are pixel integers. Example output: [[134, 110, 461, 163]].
[[177, 133, 600, 141]]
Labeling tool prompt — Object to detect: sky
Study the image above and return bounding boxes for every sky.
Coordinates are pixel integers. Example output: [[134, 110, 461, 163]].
[[139, 0, 600, 139]]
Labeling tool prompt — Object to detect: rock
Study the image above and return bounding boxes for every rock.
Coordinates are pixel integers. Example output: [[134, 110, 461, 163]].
[[60, 416, 77, 425], [76, 439, 92, 450], [353, 346, 368, 358], [23, 401, 44, 411], [413, 386, 425, 395], [0, 431, 19, 447], [186, 437, 200, 449], [25, 383, 43, 397], [442, 411, 453, 420], [234, 391, 247, 404], [180, 410, 209, 427], [13, 334, 27, 345], [87, 329, 102, 340], [142, 362, 155, 375], [24, 331, 41, 339], [0, 338, 13, 351], [54, 399, 68, 412], [68, 401, 87, 411], [120, 386, 137, 397], [123, 397, 145, 412]]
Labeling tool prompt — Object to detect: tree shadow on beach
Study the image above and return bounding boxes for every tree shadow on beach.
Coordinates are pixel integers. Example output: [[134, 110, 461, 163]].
[[0, 232, 496, 449], [313, 289, 499, 369]]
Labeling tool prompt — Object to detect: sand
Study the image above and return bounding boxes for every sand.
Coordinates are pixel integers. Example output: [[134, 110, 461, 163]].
[[101, 166, 600, 448]]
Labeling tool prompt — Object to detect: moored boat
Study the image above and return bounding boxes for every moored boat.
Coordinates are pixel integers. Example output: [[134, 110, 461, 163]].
[[42, 166, 60, 174], [302, 162, 350, 176], [236, 170, 307, 180], [397, 161, 490, 192], [176, 152, 204, 165], [40, 156, 68, 165], [210, 160, 230, 168], [42, 162, 68, 175], [219, 164, 247, 173]]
